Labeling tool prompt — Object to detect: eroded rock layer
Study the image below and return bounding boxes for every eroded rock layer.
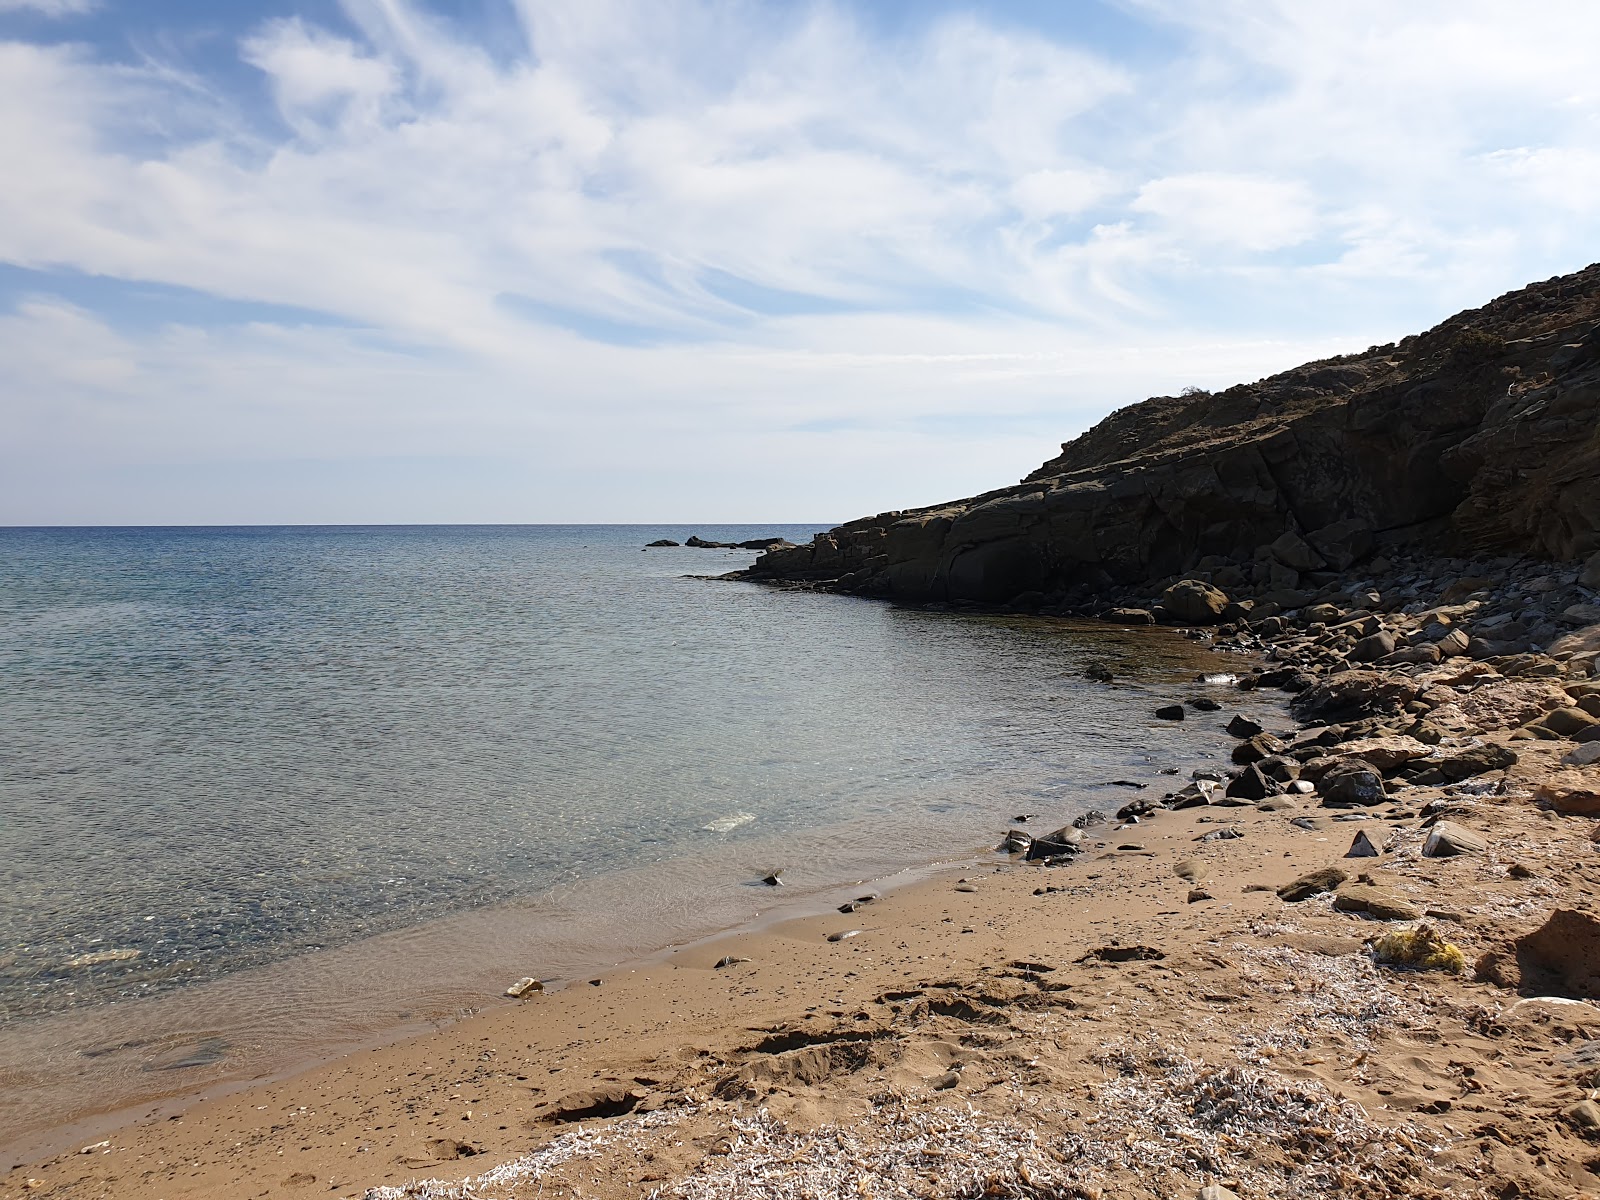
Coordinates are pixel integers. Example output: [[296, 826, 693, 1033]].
[[750, 264, 1600, 603]]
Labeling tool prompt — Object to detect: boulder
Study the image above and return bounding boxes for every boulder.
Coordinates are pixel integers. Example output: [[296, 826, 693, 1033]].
[[1225, 714, 1264, 739], [1540, 707, 1598, 737], [1583, 550, 1600, 591], [1317, 759, 1388, 807], [1422, 821, 1488, 857], [1308, 520, 1374, 570], [1161, 580, 1230, 624], [1231, 732, 1287, 764], [1268, 531, 1325, 571], [1348, 631, 1397, 663], [1333, 736, 1434, 773], [1154, 704, 1185, 721], [1026, 825, 1083, 860], [1291, 671, 1418, 724], [1476, 908, 1600, 997], [645, 539, 680, 547]]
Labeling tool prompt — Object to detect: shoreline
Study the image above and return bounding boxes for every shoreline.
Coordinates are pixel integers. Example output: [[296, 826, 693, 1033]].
[[1, 617, 1278, 1173], [9, 561, 1600, 1198]]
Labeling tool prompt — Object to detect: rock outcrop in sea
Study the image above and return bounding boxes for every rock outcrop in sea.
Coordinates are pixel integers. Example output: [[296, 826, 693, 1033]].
[[747, 263, 1600, 605]]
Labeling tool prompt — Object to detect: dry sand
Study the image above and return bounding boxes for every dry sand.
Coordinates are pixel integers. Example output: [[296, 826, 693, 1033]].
[[7, 729, 1600, 1200]]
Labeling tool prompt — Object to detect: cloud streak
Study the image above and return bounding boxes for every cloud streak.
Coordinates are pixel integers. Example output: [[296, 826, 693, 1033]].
[[1, 0, 1598, 522]]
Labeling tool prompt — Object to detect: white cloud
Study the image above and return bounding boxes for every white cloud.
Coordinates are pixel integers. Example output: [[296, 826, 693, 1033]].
[[0, 0, 95, 16], [1, 0, 1599, 521], [1132, 173, 1317, 252]]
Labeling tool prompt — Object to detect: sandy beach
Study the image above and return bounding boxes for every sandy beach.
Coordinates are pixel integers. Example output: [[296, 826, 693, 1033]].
[[7, 701, 1599, 1199]]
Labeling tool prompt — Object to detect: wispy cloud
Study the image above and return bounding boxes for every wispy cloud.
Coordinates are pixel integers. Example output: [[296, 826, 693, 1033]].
[[1, 0, 1598, 522], [0, 0, 96, 16]]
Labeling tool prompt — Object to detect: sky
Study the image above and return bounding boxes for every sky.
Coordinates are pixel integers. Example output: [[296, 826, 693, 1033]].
[[1, 1, 1598, 525]]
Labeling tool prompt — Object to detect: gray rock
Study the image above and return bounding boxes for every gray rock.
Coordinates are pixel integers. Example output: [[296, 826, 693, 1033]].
[[1226, 715, 1264, 739], [1349, 631, 1397, 663], [1346, 830, 1381, 857], [1317, 759, 1387, 807]]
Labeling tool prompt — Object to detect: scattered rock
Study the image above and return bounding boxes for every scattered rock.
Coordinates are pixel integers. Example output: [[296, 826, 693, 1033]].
[[1333, 885, 1422, 921], [505, 977, 544, 998], [1103, 608, 1155, 625], [1291, 671, 1417, 724], [1422, 821, 1488, 857], [1277, 867, 1347, 902], [1345, 830, 1381, 857], [714, 956, 751, 969], [645, 539, 680, 547]]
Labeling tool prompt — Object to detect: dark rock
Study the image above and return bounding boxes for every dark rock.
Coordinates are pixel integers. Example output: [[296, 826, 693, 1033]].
[[1317, 759, 1388, 807], [1226, 715, 1264, 739], [645, 539, 680, 547], [1277, 867, 1347, 902], [1154, 704, 1185, 721], [686, 535, 737, 549], [1187, 696, 1222, 712], [1083, 661, 1114, 682], [1161, 579, 1230, 624], [747, 267, 1600, 606], [738, 537, 794, 550], [1225, 764, 1281, 801], [1232, 732, 1287, 764], [1292, 671, 1418, 724]]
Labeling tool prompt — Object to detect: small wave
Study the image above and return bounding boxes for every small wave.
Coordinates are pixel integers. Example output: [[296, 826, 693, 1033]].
[[700, 812, 756, 834]]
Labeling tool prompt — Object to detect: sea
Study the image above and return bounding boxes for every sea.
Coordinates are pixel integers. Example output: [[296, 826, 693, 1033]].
[[0, 524, 1280, 1158]]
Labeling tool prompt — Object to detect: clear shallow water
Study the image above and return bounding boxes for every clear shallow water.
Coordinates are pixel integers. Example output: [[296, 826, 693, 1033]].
[[0, 524, 1281, 1155]]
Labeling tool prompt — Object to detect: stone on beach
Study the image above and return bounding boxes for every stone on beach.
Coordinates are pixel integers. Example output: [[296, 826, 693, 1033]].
[[1277, 867, 1347, 902], [1422, 821, 1488, 857]]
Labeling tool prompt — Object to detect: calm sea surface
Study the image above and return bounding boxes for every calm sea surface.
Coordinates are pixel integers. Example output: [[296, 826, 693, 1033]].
[[0, 525, 1280, 1156]]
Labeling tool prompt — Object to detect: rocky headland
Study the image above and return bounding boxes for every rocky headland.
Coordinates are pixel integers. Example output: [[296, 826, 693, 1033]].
[[746, 263, 1600, 607]]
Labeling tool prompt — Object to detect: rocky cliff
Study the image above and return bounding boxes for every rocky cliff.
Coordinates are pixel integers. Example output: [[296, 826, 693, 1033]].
[[749, 264, 1600, 605]]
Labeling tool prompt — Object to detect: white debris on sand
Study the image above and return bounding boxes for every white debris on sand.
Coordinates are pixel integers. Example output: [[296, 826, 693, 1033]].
[[651, 1041, 1456, 1200], [361, 1108, 693, 1200]]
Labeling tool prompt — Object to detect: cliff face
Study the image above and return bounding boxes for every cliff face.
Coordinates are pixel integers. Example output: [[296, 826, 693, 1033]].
[[750, 264, 1600, 603]]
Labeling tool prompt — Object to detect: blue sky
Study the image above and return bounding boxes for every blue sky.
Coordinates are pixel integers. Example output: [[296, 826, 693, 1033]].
[[2, 0, 1598, 524]]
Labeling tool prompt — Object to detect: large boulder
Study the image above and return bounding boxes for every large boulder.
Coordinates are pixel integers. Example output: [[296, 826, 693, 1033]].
[[1291, 671, 1418, 724], [1160, 579, 1230, 624]]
